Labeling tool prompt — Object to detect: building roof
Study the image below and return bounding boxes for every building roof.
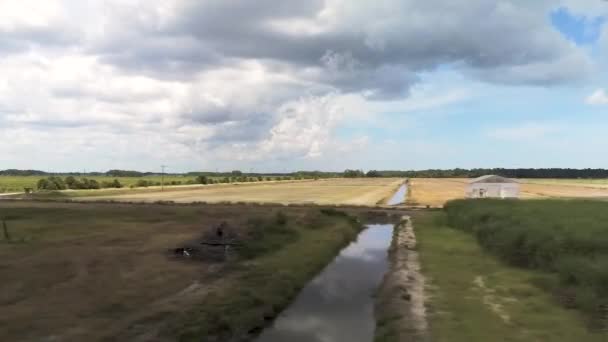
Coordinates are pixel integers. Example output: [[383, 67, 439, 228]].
[[468, 175, 519, 184]]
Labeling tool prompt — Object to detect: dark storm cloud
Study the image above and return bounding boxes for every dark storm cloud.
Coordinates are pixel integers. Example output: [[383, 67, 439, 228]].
[[85, 0, 591, 99]]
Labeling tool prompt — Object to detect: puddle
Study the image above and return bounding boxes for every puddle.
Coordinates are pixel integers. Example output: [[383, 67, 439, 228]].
[[254, 224, 394, 342], [387, 184, 408, 205]]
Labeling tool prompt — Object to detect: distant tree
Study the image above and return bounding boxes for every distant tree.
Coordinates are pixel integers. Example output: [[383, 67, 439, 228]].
[[49, 176, 67, 190], [37, 178, 50, 190], [88, 179, 100, 189], [106, 169, 143, 177], [231, 170, 243, 176], [343, 169, 365, 178], [65, 176, 77, 188], [196, 175, 209, 185], [366, 170, 381, 177], [136, 179, 149, 187], [112, 179, 123, 188]]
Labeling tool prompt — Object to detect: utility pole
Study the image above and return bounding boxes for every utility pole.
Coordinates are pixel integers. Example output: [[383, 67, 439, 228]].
[[161, 165, 167, 191]]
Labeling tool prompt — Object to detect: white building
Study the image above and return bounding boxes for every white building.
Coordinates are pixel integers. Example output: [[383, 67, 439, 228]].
[[466, 175, 520, 199]]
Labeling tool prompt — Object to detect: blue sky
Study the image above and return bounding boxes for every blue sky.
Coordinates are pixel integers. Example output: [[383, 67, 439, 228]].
[[0, 1, 607, 172]]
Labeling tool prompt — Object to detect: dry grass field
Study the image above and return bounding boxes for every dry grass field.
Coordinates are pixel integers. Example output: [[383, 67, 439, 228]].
[[80, 178, 404, 206], [0, 201, 383, 341], [407, 178, 608, 207]]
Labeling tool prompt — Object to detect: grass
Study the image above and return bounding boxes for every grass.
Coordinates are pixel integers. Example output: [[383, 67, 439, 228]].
[[413, 210, 606, 341], [0, 175, 198, 192], [167, 209, 364, 341], [445, 199, 608, 325], [0, 201, 365, 341]]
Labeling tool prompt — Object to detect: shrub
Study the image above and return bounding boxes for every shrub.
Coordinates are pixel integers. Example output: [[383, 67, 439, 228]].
[[37, 176, 67, 190], [136, 179, 149, 187]]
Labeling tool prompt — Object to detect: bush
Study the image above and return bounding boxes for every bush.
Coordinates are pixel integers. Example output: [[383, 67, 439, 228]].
[[136, 179, 149, 187], [37, 176, 67, 190]]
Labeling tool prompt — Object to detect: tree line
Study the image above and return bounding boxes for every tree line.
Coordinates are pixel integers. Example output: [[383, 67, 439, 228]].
[[366, 168, 608, 178], [37, 176, 124, 190], [7, 168, 608, 180]]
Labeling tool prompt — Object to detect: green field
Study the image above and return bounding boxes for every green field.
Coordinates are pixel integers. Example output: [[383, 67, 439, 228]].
[[413, 210, 606, 341], [0, 175, 199, 193]]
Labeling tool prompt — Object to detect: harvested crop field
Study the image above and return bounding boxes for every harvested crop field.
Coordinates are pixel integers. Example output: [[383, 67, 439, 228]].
[[78, 178, 404, 206], [407, 178, 608, 207]]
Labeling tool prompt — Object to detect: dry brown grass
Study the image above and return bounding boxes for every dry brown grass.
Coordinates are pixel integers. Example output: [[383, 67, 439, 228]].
[[520, 183, 608, 198], [407, 178, 469, 207], [0, 201, 319, 341], [81, 178, 404, 206], [407, 178, 608, 207]]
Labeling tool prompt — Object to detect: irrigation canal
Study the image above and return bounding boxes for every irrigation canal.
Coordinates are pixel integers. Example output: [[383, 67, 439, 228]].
[[253, 224, 394, 342]]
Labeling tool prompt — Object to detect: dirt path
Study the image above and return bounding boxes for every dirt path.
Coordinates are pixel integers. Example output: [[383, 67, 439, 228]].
[[375, 215, 429, 341]]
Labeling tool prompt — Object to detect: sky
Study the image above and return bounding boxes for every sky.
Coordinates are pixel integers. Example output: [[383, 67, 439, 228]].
[[1, 0, 607, 173]]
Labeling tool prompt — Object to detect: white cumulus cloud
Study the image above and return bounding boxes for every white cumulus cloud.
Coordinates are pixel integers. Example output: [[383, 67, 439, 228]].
[[586, 89, 608, 105]]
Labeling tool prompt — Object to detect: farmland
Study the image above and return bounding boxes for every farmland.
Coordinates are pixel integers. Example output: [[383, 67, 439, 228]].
[[0, 201, 376, 341], [2, 182, 608, 341], [73, 178, 405, 206], [0, 175, 196, 193], [407, 178, 608, 207]]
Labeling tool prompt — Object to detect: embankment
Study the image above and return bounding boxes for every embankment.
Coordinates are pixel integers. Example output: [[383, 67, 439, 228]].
[[374, 215, 429, 342]]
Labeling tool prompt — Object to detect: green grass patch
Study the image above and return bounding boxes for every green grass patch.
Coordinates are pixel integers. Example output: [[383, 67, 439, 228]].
[[169, 210, 364, 341], [414, 210, 606, 342], [0, 175, 198, 193], [445, 199, 608, 324]]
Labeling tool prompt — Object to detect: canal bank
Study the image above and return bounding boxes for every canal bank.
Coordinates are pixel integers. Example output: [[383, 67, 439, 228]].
[[374, 216, 429, 342], [254, 224, 394, 342]]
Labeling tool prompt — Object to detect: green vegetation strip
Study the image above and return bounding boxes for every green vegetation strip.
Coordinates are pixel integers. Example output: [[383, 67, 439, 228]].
[[445, 199, 608, 326], [413, 210, 605, 342], [169, 209, 363, 341]]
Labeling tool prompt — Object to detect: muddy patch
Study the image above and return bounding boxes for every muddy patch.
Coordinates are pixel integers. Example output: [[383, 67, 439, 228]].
[[170, 222, 240, 262], [375, 215, 429, 341], [473, 276, 511, 324]]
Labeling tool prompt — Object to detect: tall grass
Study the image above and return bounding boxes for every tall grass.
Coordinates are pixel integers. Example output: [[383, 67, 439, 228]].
[[445, 199, 608, 323]]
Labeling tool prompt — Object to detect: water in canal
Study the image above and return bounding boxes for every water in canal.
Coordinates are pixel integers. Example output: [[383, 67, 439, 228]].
[[387, 184, 408, 205], [254, 224, 394, 342]]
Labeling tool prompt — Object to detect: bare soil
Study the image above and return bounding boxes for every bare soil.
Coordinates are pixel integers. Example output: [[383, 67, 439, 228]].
[[375, 215, 429, 341]]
